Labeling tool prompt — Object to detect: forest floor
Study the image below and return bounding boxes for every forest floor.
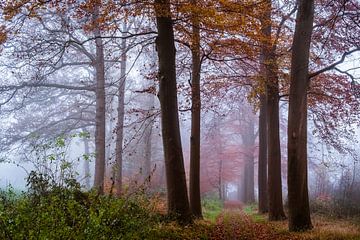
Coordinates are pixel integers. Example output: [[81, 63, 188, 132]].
[[207, 201, 360, 240]]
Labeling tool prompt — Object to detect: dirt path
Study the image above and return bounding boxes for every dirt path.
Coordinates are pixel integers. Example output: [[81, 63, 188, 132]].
[[209, 210, 301, 240], [207, 208, 360, 240]]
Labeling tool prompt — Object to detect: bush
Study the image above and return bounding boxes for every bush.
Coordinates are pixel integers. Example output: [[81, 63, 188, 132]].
[[310, 194, 360, 219], [0, 172, 162, 239], [0, 172, 213, 239]]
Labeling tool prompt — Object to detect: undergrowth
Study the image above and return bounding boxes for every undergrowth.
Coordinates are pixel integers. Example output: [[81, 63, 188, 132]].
[[0, 172, 213, 240]]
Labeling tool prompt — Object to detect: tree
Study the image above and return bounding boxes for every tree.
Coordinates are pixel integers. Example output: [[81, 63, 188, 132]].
[[257, 94, 268, 213], [287, 0, 314, 231], [189, 0, 202, 218], [240, 107, 256, 204], [154, 0, 191, 223], [92, 5, 106, 194], [114, 24, 127, 197], [264, 12, 286, 222]]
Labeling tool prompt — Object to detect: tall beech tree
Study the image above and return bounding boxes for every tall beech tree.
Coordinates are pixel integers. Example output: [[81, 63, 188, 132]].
[[189, 0, 203, 218], [114, 28, 127, 197], [154, 0, 191, 222], [240, 108, 256, 204], [264, 9, 286, 222], [257, 0, 271, 215], [287, 0, 314, 231], [92, 5, 106, 194]]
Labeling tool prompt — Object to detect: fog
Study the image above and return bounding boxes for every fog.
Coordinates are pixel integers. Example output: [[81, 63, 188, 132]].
[[0, 2, 360, 218]]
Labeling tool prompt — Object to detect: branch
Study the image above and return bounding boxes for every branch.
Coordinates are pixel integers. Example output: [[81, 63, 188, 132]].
[[309, 48, 360, 79], [273, 4, 298, 50], [0, 82, 95, 92]]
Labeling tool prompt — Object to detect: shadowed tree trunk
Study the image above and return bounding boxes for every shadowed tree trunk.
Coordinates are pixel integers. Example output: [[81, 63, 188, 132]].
[[114, 28, 127, 197], [260, 0, 285, 220], [189, 0, 202, 219], [267, 54, 286, 220], [258, 95, 268, 213], [258, 0, 272, 214], [288, 0, 314, 231], [93, 7, 106, 194], [154, 0, 192, 223]]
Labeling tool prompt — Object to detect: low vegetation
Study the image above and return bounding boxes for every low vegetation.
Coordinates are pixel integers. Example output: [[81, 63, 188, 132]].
[[0, 173, 214, 240], [1, 174, 359, 239]]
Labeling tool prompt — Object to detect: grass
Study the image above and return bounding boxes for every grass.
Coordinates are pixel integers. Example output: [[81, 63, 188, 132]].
[[234, 204, 360, 239], [202, 197, 223, 222], [270, 214, 360, 240], [243, 203, 267, 223]]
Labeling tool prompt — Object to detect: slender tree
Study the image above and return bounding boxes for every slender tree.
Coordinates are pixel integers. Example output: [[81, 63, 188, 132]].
[[154, 0, 192, 223], [189, 0, 203, 218], [287, 0, 314, 231], [114, 25, 127, 197], [93, 6, 106, 194]]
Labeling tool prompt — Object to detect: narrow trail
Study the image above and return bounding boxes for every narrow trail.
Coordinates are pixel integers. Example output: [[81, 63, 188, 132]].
[[207, 201, 360, 240], [209, 209, 301, 240]]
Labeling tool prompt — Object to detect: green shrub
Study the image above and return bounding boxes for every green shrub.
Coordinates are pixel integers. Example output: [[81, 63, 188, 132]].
[[0, 172, 162, 239]]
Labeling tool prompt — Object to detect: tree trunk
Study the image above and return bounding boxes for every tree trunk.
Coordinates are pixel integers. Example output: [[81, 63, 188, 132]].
[[287, 0, 314, 231], [143, 93, 155, 187], [267, 58, 286, 220], [258, 95, 268, 213], [258, 0, 271, 214], [189, 0, 202, 219], [218, 158, 223, 201], [93, 8, 106, 194], [241, 111, 255, 204], [244, 154, 255, 203], [83, 130, 91, 190], [154, 0, 192, 223], [143, 121, 153, 183], [259, 0, 286, 220], [114, 27, 127, 197]]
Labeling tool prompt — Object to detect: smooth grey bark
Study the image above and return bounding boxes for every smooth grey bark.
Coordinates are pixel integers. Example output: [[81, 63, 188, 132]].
[[287, 0, 314, 231], [143, 93, 155, 186], [113, 28, 127, 197], [154, 0, 192, 223], [83, 130, 91, 189], [241, 111, 256, 204], [143, 121, 153, 183], [93, 8, 106, 194], [189, 0, 202, 219]]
